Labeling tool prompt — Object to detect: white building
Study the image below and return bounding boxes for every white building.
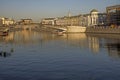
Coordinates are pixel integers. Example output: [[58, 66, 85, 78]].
[[82, 9, 107, 27], [1, 17, 15, 26], [41, 18, 55, 25], [90, 9, 99, 26]]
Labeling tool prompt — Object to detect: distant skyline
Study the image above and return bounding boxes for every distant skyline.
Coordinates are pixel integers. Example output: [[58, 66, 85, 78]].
[[0, 0, 119, 22]]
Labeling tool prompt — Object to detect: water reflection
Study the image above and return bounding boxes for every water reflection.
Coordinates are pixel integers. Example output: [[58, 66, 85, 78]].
[[0, 30, 120, 58], [0, 48, 14, 58], [66, 33, 100, 53], [0, 51, 11, 58], [106, 43, 120, 58], [87, 34, 120, 58], [3, 30, 56, 45]]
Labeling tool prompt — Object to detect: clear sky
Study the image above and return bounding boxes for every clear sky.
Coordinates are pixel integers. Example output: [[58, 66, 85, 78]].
[[0, 0, 119, 22]]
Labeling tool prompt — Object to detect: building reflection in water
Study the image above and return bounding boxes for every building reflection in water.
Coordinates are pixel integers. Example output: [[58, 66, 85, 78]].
[[88, 37, 99, 53], [66, 33, 100, 54], [0, 30, 120, 58], [2, 30, 58, 46], [4, 30, 42, 45], [106, 41, 120, 58], [60, 33, 120, 58]]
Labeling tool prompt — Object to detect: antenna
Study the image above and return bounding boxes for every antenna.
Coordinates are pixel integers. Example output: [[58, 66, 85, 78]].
[[68, 9, 71, 17]]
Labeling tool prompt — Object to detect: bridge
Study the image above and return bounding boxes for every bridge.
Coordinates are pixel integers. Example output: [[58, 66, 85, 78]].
[[15, 24, 40, 31], [44, 25, 67, 32]]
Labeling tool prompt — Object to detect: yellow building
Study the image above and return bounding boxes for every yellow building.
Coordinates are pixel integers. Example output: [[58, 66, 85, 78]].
[[55, 15, 82, 26]]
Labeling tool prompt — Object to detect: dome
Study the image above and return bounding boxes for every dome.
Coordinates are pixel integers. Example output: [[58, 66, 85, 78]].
[[90, 9, 98, 13]]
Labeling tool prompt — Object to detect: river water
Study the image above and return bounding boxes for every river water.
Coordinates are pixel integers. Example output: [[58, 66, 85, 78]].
[[0, 30, 120, 80]]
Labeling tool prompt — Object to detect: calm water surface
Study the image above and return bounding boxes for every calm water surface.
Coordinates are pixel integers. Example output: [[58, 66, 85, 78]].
[[0, 30, 120, 80]]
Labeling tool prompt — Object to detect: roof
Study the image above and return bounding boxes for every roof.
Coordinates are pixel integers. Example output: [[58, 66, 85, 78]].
[[106, 5, 120, 10], [21, 19, 32, 20], [43, 18, 55, 20]]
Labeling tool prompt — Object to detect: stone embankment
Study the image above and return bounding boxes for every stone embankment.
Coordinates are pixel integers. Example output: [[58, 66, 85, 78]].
[[86, 27, 120, 34], [67, 26, 120, 34]]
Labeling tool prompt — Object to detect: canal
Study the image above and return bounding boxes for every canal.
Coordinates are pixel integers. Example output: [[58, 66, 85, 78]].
[[0, 30, 120, 80]]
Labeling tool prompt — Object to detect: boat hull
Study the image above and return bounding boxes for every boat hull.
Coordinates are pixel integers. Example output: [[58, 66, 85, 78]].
[[0, 31, 8, 36]]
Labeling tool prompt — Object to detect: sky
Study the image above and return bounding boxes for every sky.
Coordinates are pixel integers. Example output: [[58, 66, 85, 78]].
[[0, 0, 119, 22]]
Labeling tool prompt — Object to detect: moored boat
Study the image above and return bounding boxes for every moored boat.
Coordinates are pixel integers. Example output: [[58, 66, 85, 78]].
[[57, 31, 64, 36], [56, 30, 65, 36], [0, 31, 8, 36]]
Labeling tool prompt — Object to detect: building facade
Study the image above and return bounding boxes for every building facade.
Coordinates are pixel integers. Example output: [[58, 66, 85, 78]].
[[106, 5, 120, 26], [0, 18, 2, 26], [98, 13, 107, 26], [82, 9, 107, 27], [81, 14, 91, 27], [41, 18, 55, 25], [90, 9, 99, 26], [21, 19, 33, 25], [41, 9, 107, 27], [0, 17, 15, 26], [55, 9, 106, 27], [55, 15, 82, 26]]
